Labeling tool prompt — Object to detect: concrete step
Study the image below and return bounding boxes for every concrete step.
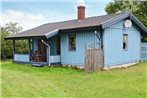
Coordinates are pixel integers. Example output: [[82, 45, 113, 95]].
[[32, 63, 45, 67]]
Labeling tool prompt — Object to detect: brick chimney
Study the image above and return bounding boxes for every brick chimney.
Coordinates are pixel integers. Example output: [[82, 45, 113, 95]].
[[77, 5, 85, 20]]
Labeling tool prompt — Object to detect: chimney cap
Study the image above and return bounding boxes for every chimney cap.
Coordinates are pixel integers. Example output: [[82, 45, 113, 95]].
[[77, 0, 85, 6]]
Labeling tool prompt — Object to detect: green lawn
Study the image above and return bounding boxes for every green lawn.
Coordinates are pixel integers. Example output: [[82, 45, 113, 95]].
[[1, 60, 147, 98]]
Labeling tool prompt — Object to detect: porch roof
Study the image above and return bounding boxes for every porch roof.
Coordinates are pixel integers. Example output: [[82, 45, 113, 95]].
[[5, 12, 147, 40]]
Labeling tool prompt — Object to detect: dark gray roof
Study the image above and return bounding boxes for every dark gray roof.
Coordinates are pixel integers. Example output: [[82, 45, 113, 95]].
[[5, 12, 147, 39]]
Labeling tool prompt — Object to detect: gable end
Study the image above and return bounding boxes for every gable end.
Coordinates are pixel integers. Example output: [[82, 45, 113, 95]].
[[101, 12, 147, 35]]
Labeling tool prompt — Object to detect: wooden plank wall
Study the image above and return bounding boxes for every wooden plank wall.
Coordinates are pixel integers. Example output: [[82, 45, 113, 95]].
[[84, 49, 104, 73]]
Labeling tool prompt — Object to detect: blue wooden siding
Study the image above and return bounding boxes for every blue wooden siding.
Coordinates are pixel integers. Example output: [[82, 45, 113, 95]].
[[103, 20, 141, 66], [47, 36, 57, 56], [32, 39, 38, 51], [50, 55, 61, 63], [61, 30, 100, 65]]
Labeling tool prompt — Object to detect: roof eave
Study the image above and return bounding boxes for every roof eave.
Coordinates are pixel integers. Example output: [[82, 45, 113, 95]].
[[60, 25, 101, 33], [130, 13, 147, 33], [5, 35, 46, 40], [101, 12, 130, 29]]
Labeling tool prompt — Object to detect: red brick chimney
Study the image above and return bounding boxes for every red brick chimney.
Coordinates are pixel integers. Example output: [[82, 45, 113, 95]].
[[77, 5, 85, 20]]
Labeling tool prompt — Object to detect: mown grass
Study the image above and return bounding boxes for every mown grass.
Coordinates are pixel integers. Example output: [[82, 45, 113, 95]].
[[1, 60, 147, 98]]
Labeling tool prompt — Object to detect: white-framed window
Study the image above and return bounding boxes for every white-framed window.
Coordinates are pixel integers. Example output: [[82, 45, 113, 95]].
[[123, 34, 128, 50], [68, 35, 76, 51]]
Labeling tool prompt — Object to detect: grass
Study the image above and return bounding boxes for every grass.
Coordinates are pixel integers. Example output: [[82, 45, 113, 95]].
[[1, 60, 147, 98]]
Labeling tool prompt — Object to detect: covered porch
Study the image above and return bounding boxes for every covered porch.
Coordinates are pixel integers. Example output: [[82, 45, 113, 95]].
[[10, 35, 61, 66]]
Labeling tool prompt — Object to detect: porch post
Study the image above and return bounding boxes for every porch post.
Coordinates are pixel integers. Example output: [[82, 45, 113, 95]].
[[13, 40, 15, 61], [28, 39, 31, 62], [47, 46, 50, 66]]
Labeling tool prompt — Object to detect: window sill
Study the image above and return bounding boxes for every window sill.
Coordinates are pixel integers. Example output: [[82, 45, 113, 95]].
[[69, 50, 76, 52], [123, 49, 128, 51]]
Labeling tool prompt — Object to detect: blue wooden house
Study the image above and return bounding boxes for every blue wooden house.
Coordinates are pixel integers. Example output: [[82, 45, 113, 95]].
[[5, 5, 147, 69]]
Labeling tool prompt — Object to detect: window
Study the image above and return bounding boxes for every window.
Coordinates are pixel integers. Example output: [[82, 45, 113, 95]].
[[69, 35, 76, 51], [123, 34, 128, 50]]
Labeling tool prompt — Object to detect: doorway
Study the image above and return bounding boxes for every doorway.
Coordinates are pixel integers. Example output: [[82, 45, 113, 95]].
[[31, 39, 47, 62]]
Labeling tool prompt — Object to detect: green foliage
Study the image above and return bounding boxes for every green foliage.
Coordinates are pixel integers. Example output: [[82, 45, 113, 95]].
[[5, 22, 22, 34], [15, 40, 29, 54], [1, 22, 29, 59], [105, 0, 147, 27], [142, 37, 147, 42], [1, 28, 13, 59], [1, 60, 147, 97]]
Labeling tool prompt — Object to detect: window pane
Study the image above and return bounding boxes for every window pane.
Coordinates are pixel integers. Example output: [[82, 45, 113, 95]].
[[69, 35, 76, 51], [123, 34, 128, 50]]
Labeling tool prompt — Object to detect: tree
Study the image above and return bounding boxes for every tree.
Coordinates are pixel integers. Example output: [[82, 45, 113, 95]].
[[5, 22, 22, 34], [105, 0, 147, 27], [134, 1, 147, 27], [1, 22, 29, 59], [105, 0, 147, 42], [1, 27, 13, 59]]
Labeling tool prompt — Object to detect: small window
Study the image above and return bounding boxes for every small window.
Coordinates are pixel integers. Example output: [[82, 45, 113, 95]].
[[69, 35, 76, 51], [123, 34, 128, 50]]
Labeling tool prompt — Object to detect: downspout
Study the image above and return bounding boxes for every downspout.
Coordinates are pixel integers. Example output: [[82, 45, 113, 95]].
[[94, 30, 102, 47], [41, 40, 50, 66]]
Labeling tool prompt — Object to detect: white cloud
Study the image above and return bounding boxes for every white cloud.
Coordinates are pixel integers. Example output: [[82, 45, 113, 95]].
[[44, 10, 75, 23], [1, 9, 76, 31], [1, 10, 46, 31]]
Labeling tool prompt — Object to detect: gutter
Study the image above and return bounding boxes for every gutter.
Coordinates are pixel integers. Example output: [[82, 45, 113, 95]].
[[44, 29, 59, 39], [41, 40, 50, 66]]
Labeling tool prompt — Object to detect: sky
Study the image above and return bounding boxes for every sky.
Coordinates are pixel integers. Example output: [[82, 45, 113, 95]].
[[1, 0, 113, 31]]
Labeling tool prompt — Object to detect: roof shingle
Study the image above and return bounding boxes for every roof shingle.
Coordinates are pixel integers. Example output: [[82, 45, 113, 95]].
[[5, 12, 126, 39]]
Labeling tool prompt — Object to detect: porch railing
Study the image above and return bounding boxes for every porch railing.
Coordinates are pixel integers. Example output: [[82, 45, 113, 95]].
[[14, 54, 30, 62]]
